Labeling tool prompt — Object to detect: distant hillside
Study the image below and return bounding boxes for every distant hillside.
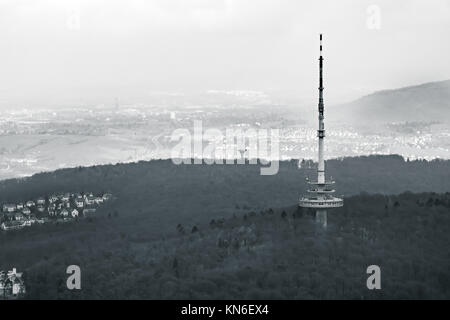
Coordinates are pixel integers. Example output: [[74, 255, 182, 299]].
[[331, 80, 450, 124]]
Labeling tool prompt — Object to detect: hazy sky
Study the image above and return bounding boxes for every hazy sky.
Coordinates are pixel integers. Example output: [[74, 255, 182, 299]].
[[0, 0, 449, 107]]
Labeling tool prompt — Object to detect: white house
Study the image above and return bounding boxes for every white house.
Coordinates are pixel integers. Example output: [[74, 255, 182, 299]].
[[14, 212, 26, 221], [70, 209, 79, 218], [26, 201, 35, 208], [2, 204, 16, 213], [75, 197, 84, 208], [85, 195, 95, 206], [0, 268, 26, 297], [94, 197, 104, 204]]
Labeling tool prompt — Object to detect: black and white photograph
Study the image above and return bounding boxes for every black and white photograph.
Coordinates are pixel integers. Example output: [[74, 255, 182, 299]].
[[0, 0, 449, 307]]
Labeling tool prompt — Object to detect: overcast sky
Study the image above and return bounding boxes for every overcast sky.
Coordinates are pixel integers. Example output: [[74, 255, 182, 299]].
[[0, 0, 449, 107]]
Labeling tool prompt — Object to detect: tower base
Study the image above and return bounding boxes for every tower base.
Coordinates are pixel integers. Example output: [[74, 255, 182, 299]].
[[315, 209, 327, 228]]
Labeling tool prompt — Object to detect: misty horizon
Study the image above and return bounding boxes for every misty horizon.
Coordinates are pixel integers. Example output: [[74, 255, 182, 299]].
[[1, 0, 449, 108]]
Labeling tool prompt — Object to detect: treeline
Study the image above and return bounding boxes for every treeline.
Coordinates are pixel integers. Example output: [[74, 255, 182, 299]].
[[0, 155, 449, 227], [0, 154, 448, 236]]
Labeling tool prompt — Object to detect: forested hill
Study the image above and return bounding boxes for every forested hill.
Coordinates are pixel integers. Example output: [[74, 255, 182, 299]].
[[0, 155, 449, 299], [2, 192, 450, 299], [1, 155, 449, 215]]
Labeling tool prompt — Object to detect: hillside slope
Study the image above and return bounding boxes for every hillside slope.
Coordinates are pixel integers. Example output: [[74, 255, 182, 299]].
[[331, 80, 450, 124]]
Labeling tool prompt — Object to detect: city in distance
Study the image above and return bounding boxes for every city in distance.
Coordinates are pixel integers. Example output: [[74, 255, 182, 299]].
[[1, 79, 449, 181]]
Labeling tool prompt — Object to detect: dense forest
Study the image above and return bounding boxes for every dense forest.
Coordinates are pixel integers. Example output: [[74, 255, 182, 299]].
[[0, 155, 449, 299], [0, 155, 448, 232]]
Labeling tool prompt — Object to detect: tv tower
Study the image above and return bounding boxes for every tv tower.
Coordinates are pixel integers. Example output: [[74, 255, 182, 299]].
[[299, 34, 343, 228]]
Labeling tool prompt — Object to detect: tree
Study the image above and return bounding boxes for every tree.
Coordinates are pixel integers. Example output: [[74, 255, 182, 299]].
[[176, 224, 185, 234]]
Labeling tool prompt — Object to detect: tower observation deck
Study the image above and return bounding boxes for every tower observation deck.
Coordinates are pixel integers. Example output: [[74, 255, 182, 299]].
[[298, 34, 343, 227]]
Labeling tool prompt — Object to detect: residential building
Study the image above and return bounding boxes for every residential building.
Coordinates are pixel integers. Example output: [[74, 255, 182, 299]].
[[0, 269, 26, 299], [25, 201, 35, 208], [75, 197, 84, 208], [14, 213, 25, 221], [95, 197, 104, 204], [70, 209, 79, 218], [60, 209, 69, 217], [2, 204, 16, 213], [85, 195, 95, 206]]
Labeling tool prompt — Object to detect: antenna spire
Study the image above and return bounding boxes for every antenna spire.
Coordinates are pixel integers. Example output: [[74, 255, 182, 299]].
[[320, 33, 323, 53], [319, 34, 324, 117]]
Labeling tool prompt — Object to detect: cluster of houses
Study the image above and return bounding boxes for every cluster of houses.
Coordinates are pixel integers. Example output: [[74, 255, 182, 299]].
[[1, 192, 113, 231], [0, 268, 25, 299]]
